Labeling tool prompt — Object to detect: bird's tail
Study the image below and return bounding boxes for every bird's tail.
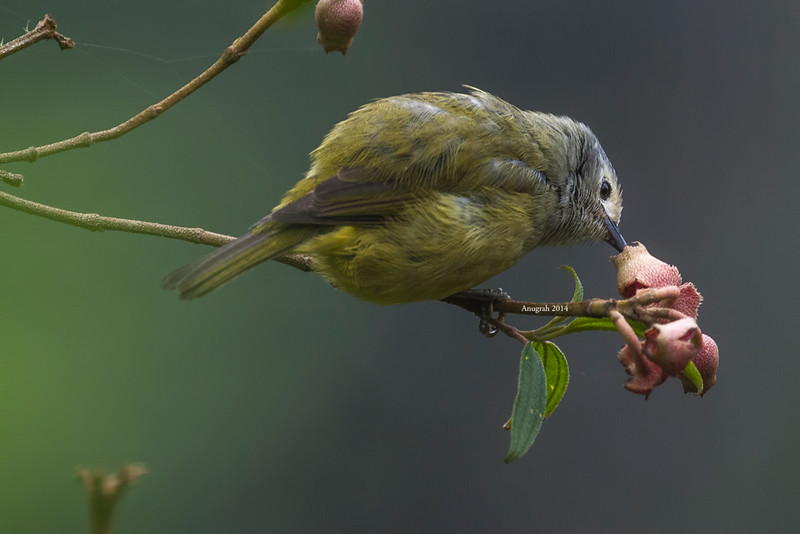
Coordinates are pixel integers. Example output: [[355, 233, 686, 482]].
[[162, 227, 312, 299]]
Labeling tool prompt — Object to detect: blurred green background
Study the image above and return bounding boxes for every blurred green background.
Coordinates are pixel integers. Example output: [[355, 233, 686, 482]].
[[2, 1, 798, 532]]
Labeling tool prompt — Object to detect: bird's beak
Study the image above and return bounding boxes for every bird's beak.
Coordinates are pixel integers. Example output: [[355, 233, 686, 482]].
[[604, 216, 627, 252]]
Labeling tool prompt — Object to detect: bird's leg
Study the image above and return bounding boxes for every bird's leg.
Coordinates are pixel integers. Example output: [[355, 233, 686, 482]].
[[442, 288, 510, 337]]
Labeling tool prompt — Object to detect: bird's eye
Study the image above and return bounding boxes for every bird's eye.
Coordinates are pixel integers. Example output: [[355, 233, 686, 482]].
[[600, 179, 612, 200]]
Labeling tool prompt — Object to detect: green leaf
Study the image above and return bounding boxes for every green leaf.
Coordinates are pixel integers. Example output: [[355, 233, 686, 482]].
[[627, 320, 649, 338], [565, 316, 648, 337], [541, 265, 585, 329], [537, 341, 569, 417], [560, 264, 584, 303], [564, 316, 618, 333], [681, 360, 704, 394], [505, 343, 547, 463]]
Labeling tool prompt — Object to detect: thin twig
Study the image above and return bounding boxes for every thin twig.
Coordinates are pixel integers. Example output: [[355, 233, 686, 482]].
[[0, 169, 23, 187], [0, 188, 314, 271], [0, 0, 304, 167], [491, 286, 680, 321], [610, 309, 642, 352], [0, 14, 74, 62], [0, 189, 234, 245], [494, 298, 612, 318], [487, 317, 529, 344]]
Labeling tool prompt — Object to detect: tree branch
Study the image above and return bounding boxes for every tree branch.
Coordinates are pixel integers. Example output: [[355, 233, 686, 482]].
[[0, 0, 305, 169], [445, 286, 684, 344], [0, 188, 234, 245], [0, 14, 75, 62], [0, 188, 314, 271], [486, 286, 680, 322]]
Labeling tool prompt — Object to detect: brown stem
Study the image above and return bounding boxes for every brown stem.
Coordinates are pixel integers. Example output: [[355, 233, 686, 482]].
[[488, 287, 680, 320], [610, 309, 641, 352], [446, 285, 685, 344], [0, 0, 303, 167], [0, 14, 75, 62], [487, 317, 529, 344], [0, 189, 234, 245], [493, 298, 612, 318], [77, 465, 147, 534], [0, 188, 313, 271]]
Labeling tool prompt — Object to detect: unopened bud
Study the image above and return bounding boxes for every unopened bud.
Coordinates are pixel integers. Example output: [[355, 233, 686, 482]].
[[613, 242, 703, 318], [316, 0, 363, 55], [613, 242, 681, 298], [680, 334, 719, 396], [643, 317, 702, 376]]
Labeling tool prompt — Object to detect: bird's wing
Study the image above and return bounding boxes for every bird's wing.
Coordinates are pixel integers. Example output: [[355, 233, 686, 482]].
[[263, 167, 415, 227]]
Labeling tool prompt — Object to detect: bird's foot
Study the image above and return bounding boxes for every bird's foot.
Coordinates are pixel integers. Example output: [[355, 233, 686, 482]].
[[442, 288, 510, 337]]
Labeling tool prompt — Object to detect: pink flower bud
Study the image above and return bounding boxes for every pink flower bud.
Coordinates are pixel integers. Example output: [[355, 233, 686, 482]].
[[680, 334, 719, 396], [316, 0, 363, 55], [643, 317, 702, 376], [613, 242, 681, 298]]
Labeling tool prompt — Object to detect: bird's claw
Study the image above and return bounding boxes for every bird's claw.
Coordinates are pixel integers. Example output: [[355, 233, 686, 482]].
[[443, 287, 510, 337]]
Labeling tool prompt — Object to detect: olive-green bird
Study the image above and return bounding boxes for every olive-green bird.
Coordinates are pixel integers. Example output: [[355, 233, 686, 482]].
[[163, 88, 625, 304]]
